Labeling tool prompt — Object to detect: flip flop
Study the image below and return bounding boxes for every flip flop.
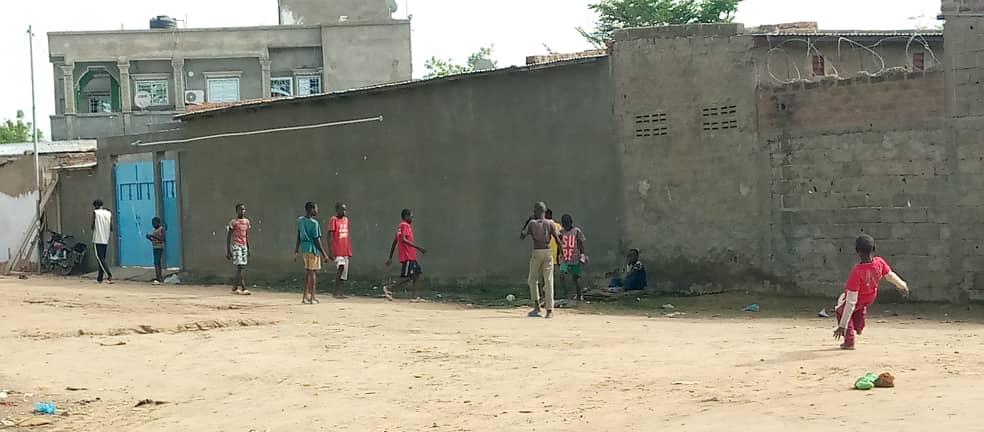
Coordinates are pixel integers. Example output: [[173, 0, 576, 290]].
[[527, 310, 541, 318], [240, 290, 252, 296]]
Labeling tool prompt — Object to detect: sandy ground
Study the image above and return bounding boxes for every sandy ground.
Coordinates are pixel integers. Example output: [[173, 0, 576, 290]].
[[1, 276, 983, 431]]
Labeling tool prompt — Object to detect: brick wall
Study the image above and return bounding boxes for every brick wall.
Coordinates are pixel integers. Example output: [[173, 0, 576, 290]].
[[760, 72, 952, 300], [760, 71, 944, 131]]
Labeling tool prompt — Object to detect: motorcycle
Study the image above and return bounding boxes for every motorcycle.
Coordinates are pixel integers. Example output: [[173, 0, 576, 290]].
[[40, 231, 87, 276]]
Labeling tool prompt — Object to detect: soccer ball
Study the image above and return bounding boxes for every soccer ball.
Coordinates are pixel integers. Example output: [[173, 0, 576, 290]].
[[506, 294, 516, 302]]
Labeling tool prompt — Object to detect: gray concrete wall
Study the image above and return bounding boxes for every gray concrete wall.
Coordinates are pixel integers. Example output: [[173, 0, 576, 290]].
[[279, 0, 394, 24], [611, 24, 775, 294], [270, 47, 324, 76], [755, 38, 945, 85], [759, 71, 949, 300], [175, 59, 618, 286], [322, 23, 413, 91], [48, 27, 323, 62], [942, 0, 984, 301]]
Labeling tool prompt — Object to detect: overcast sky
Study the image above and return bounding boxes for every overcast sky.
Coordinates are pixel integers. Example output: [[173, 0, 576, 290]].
[[0, 0, 940, 139]]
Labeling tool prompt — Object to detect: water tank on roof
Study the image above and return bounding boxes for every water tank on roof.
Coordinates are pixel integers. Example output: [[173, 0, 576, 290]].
[[150, 15, 177, 29]]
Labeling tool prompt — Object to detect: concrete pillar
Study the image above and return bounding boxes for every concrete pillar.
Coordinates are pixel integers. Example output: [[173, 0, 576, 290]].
[[117, 59, 132, 113], [172, 58, 186, 112], [260, 58, 272, 98], [153, 151, 164, 219], [61, 65, 75, 114]]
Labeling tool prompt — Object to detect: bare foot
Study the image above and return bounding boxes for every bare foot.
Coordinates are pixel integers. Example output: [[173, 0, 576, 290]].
[[544, 310, 553, 319], [240, 290, 252, 296], [310, 297, 320, 304], [383, 287, 394, 301], [333, 293, 347, 299]]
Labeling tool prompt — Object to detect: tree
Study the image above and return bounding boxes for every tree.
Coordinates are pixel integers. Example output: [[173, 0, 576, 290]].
[[424, 46, 498, 79], [578, 0, 743, 47], [0, 110, 44, 144]]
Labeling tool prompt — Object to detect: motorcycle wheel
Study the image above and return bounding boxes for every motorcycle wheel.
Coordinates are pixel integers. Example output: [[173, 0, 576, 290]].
[[60, 250, 76, 276], [40, 251, 54, 273]]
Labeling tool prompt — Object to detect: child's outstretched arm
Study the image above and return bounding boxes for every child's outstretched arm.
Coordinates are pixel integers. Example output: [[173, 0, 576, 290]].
[[884, 272, 909, 298]]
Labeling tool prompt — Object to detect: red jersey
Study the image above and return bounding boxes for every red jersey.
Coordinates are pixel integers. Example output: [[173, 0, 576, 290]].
[[395, 221, 416, 262], [328, 216, 352, 257], [844, 256, 891, 304]]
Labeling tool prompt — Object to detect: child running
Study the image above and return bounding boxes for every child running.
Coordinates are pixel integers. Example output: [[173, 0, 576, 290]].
[[226, 203, 252, 295], [295, 202, 328, 304], [834, 234, 909, 350], [146, 217, 166, 284], [557, 214, 587, 301], [385, 208, 427, 302], [327, 202, 352, 299], [521, 202, 562, 318]]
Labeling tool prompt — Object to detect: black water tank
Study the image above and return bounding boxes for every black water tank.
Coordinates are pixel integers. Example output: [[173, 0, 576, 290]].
[[150, 15, 177, 29]]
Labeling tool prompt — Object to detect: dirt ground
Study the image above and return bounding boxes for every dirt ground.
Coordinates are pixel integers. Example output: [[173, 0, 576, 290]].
[[1, 276, 983, 431]]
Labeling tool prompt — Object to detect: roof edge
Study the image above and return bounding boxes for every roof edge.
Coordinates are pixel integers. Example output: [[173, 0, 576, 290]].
[[177, 54, 608, 120]]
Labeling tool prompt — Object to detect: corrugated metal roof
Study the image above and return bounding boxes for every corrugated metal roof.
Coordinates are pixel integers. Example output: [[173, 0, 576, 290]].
[[178, 55, 609, 120], [0, 140, 97, 157]]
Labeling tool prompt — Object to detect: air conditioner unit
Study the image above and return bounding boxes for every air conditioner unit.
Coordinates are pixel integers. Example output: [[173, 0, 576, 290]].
[[184, 90, 205, 105]]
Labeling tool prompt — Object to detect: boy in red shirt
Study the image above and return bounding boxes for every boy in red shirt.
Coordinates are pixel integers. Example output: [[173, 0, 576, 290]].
[[327, 203, 352, 299], [834, 234, 909, 350], [385, 208, 427, 302]]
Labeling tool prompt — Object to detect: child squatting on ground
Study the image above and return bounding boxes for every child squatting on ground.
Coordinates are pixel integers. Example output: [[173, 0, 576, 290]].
[[834, 234, 910, 350]]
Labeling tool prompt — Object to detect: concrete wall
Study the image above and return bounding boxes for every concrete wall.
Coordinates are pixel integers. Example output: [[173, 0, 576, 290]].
[[0, 158, 40, 269], [760, 71, 950, 300], [755, 37, 945, 84], [612, 24, 775, 293], [48, 27, 323, 62], [278, 0, 394, 24], [322, 23, 412, 91], [174, 59, 618, 285], [942, 0, 984, 301]]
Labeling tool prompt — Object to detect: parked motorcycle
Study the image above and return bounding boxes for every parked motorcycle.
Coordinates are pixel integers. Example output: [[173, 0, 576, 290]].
[[40, 231, 87, 276]]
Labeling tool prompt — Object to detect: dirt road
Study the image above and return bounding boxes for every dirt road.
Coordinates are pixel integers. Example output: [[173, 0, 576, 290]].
[[1, 276, 982, 431]]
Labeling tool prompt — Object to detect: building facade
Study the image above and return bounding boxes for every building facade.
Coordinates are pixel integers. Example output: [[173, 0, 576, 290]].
[[47, 0, 411, 141]]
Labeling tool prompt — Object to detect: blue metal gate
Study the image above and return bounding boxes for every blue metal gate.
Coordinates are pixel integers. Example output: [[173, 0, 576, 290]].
[[114, 160, 181, 267], [161, 160, 181, 267], [115, 161, 155, 266]]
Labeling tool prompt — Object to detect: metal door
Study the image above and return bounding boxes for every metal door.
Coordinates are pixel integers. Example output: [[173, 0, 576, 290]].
[[114, 161, 155, 266], [161, 160, 181, 267]]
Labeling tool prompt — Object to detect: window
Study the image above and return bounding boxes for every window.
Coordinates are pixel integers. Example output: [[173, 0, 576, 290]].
[[297, 75, 322, 96], [134, 80, 169, 106], [271, 77, 293, 97], [913, 52, 926, 72], [88, 95, 111, 113], [812, 55, 825, 76], [207, 78, 241, 103]]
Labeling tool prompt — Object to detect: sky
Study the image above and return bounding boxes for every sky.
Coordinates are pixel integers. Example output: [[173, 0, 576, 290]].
[[1, 0, 940, 139]]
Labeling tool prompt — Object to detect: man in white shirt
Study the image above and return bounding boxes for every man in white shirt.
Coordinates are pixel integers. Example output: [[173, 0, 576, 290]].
[[91, 199, 113, 283]]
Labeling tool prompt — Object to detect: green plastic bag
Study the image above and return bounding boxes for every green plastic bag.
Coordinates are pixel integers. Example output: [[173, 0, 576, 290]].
[[855, 372, 878, 390]]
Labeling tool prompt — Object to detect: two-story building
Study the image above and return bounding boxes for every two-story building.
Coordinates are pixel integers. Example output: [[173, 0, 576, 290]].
[[48, 0, 411, 140]]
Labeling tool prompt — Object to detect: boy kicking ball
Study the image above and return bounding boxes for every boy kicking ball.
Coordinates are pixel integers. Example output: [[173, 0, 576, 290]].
[[834, 234, 909, 350]]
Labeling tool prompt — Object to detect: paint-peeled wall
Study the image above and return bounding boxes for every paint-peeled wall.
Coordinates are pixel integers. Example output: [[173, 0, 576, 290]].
[[0, 158, 40, 268]]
